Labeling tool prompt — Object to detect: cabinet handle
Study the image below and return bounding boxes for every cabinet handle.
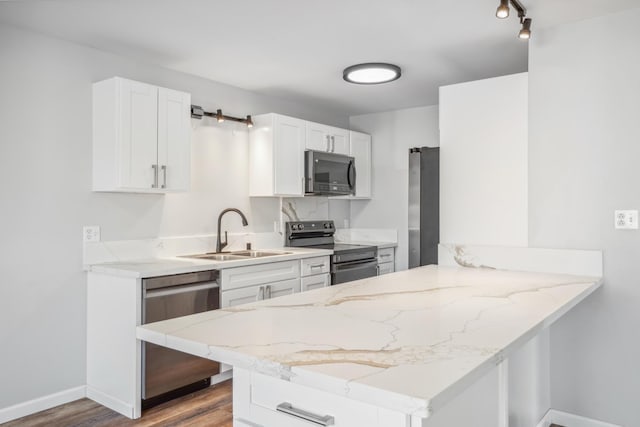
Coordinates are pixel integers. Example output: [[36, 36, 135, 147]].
[[151, 164, 158, 188], [161, 165, 167, 189], [276, 402, 335, 426], [331, 136, 335, 152], [310, 264, 324, 270], [380, 254, 392, 258], [376, 265, 380, 276], [326, 135, 331, 152], [266, 285, 272, 299], [258, 286, 264, 301]]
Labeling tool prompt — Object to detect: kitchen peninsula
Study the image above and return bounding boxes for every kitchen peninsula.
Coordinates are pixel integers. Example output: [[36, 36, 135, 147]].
[[137, 247, 602, 427]]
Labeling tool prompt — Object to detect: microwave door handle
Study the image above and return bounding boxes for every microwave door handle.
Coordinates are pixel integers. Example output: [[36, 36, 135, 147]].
[[347, 160, 356, 191]]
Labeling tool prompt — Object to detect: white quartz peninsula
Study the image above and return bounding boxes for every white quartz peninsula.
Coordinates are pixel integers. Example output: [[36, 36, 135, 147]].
[[137, 264, 601, 427]]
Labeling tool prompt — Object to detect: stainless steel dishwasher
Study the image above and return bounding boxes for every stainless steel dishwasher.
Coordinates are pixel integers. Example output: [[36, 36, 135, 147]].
[[142, 270, 220, 409]]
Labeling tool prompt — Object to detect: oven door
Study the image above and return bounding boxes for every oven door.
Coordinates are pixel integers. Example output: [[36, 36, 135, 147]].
[[331, 259, 378, 285], [305, 150, 356, 195]]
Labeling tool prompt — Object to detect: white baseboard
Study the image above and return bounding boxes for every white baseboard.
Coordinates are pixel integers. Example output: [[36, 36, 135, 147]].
[[0, 385, 86, 424], [86, 386, 135, 419], [536, 409, 622, 427]]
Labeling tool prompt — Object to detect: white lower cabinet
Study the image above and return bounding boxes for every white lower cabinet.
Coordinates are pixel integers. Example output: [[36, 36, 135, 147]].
[[300, 256, 330, 292], [377, 247, 396, 276], [301, 274, 330, 292], [234, 368, 409, 427]]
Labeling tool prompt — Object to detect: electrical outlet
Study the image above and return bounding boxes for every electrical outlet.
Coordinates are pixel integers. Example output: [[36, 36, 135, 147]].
[[614, 210, 638, 230], [83, 225, 101, 242]]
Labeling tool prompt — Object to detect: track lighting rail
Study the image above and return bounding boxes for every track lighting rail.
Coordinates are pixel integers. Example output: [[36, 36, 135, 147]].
[[190, 105, 253, 128]]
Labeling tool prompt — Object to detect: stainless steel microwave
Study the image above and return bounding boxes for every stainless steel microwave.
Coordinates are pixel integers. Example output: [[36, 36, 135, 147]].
[[305, 150, 356, 196]]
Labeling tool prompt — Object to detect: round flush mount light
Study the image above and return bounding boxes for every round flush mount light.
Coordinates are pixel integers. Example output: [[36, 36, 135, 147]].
[[343, 63, 402, 85]]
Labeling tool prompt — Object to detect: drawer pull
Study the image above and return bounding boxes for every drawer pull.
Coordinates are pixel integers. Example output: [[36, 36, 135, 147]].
[[310, 264, 325, 269], [276, 402, 335, 426], [380, 254, 392, 258]]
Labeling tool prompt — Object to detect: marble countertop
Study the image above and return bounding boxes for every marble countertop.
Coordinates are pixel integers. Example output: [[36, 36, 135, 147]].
[[88, 247, 333, 278], [136, 265, 601, 418]]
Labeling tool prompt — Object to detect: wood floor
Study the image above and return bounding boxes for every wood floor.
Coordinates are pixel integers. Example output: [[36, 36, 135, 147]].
[[2, 380, 232, 427]]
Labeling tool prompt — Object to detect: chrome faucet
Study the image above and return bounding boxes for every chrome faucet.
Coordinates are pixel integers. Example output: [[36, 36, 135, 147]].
[[216, 208, 249, 253]]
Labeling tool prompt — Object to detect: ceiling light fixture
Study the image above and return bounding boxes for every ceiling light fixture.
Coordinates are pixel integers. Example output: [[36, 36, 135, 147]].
[[216, 109, 225, 123], [519, 18, 532, 39], [496, 0, 509, 19], [190, 106, 254, 128], [343, 63, 401, 85], [495, 0, 532, 40]]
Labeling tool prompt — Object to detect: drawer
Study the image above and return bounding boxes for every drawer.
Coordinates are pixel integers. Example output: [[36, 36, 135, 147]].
[[378, 262, 395, 276], [248, 371, 394, 427], [301, 273, 330, 292], [300, 256, 330, 277], [377, 247, 395, 264], [220, 260, 299, 291]]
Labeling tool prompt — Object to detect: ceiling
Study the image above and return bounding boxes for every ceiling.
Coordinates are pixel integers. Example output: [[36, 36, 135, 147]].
[[1, 0, 638, 116]]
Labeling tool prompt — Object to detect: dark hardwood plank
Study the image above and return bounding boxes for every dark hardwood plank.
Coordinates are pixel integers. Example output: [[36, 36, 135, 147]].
[[2, 380, 232, 427]]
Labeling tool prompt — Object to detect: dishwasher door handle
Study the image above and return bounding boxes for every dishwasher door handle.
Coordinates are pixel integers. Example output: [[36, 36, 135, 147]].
[[144, 282, 219, 299]]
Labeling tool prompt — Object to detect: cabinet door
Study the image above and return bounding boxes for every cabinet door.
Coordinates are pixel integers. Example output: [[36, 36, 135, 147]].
[[266, 278, 300, 300], [221, 285, 264, 308], [273, 115, 306, 196], [301, 274, 330, 292], [329, 127, 350, 155], [118, 79, 159, 189], [306, 121, 331, 152], [349, 131, 372, 198], [158, 87, 191, 191], [378, 262, 395, 275]]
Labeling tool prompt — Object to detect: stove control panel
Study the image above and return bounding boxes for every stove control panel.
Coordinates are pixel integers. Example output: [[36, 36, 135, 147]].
[[285, 220, 336, 246]]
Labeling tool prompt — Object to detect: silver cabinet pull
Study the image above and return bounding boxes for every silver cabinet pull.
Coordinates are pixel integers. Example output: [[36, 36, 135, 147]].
[[376, 265, 381, 276], [161, 165, 167, 189], [380, 254, 392, 258], [266, 284, 272, 299], [151, 164, 158, 188], [258, 286, 265, 301], [331, 136, 335, 152], [310, 264, 325, 270], [325, 135, 331, 152], [276, 402, 335, 426]]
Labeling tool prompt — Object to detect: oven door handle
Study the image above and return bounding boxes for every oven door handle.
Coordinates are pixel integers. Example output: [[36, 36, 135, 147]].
[[332, 259, 378, 273]]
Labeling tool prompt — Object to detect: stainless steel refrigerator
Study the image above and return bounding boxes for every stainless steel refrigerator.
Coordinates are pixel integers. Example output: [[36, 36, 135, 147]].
[[408, 147, 439, 268]]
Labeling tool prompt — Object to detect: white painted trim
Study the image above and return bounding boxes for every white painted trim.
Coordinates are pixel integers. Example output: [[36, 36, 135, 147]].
[[498, 358, 509, 427], [0, 385, 86, 424], [536, 409, 622, 427], [86, 386, 136, 419]]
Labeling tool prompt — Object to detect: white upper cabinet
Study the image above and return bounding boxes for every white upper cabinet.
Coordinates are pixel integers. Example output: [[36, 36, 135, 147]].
[[349, 131, 372, 199], [92, 77, 191, 193], [306, 122, 349, 155], [249, 113, 306, 197]]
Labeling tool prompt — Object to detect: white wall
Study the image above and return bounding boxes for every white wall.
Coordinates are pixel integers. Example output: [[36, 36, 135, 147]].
[[349, 105, 440, 271], [529, 8, 640, 426], [439, 73, 528, 247], [0, 23, 348, 411]]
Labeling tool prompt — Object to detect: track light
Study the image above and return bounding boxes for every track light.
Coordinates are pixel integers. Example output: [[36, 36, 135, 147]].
[[519, 18, 532, 39], [495, 0, 531, 40], [191, 105, 254, 128], [496, 0, 509, 19]]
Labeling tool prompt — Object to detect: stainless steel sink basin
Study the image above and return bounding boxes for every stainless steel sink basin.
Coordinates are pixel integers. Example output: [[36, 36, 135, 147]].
[[230, 250, 291, 258], [181, 253, 248, 261], [180, 250, 291, 261]]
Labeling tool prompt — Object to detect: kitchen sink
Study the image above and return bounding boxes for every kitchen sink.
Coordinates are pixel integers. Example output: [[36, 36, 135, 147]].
[[180, 250, 291, 261], [181, 253, 248, 261], [229, 250, 291, 258]]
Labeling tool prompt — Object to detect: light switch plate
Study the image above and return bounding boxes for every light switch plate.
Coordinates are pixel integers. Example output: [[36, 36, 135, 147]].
[[614, 210, 638, 229], [83, 225, 101, 242]]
